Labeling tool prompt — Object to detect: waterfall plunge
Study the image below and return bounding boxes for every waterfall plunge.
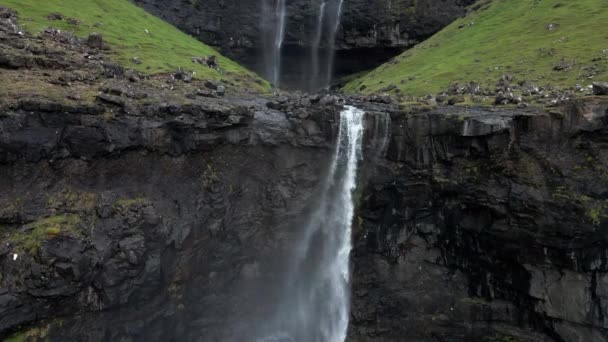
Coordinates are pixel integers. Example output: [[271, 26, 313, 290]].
[[257, 106, 366, 342]]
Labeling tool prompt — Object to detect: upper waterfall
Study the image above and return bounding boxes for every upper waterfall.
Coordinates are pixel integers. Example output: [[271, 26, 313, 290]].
[[261, 0, 345, 91], [262, 0, 287, 87]]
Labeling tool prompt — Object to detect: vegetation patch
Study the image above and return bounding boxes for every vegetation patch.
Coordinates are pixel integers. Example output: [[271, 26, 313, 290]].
[[9, 214, 82, 253], [345, 0, 608, 96], [0, 0, 268, 90]]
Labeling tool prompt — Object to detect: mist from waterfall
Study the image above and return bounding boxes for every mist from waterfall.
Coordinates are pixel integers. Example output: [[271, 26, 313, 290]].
[[261, 0, 287, 87]]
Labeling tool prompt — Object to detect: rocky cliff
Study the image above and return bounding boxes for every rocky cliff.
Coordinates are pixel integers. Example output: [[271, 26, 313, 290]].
[[349, 98, 608, 341], [1, 6, 608, 342]]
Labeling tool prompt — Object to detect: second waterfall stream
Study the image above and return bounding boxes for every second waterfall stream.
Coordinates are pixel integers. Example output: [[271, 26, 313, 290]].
[[259, 106, 366, 342]]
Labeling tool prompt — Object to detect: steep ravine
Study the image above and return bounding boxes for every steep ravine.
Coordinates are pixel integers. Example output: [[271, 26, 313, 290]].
[[132, 0, 475, 88]]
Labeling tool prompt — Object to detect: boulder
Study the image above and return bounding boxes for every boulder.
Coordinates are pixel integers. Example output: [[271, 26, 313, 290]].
[[86, 33, 104, 49], [216, 85, 226, 97], [592, 82, 608, 95], [204, 80, 219, 90]]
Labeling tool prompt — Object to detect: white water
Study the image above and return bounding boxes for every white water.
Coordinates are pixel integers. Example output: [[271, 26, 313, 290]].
[[262, 0, 287, 86], [259, 106, 365, 342], [309, 1, 326, 91], [323, 0, 344, 88], [308, 0, 345, 90]]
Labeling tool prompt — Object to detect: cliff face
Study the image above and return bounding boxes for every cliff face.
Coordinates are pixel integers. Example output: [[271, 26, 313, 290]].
[[1, 7, 608, 342], [349, 98, 608, 341]]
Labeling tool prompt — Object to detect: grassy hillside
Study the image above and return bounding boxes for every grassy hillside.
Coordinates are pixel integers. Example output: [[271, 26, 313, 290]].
[[0, 0, 268, 90], [345, 0, 608, 96]]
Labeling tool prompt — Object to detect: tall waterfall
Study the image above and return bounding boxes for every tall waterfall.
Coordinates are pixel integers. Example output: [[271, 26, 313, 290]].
[[309, 1, 326, 91], [323, 0, 344, 88], [308, 0, 345, 91], [262, 0, 287, 86], [258, 106, 365, 342]]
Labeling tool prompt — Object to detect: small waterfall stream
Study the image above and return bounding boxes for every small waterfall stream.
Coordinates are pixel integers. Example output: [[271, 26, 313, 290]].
[[262, 0, 287, 86], [308, 0, 345, 91], [323, 0, 344, 88], [262, 0, 345, 90], [310, 0, 326, 91]]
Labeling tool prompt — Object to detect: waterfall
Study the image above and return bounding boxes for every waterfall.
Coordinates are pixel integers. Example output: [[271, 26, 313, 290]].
[[262, 0, 287, 87], [258, 106, 366, 342], [261, 0, 345, 90], [309, 1, 326, 91], [323, 0, 344, 88], [308, 0, 344, 90]]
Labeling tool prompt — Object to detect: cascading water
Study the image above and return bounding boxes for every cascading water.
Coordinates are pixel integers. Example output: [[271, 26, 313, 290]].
[[323, 0, 344, 88], [262, 0, 287, 86], [308, 0, 345, 91], [258, 106, 366, 342], [309, 0, 326, 91]]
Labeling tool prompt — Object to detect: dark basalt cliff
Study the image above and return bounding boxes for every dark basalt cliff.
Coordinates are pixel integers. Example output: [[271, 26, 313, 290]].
[[1, 6, 608, 342]]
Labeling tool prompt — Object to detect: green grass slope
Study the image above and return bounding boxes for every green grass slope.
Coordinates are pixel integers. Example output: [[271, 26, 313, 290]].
[[345, 0, 608, 96], [0, 0, 268, 90]]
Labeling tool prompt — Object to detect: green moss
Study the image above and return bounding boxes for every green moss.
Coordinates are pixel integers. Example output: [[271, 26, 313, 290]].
[[10, 215, 82, 253], [5, 323, 51, 342], [553, 187, 607, 226], [0, 0, 269, 91], [47, 190, 98, 212], [113, 196, 147, 208], [345, 0, 608, 96]]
